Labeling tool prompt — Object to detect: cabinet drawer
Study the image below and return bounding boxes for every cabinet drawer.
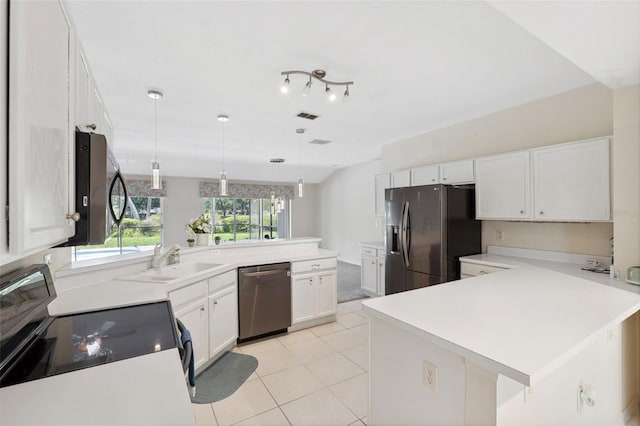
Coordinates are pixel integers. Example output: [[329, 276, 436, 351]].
[[460, 262, 508, 277], [292, 257, 337, 274], [209, 270, 236, 294], [169, 281, 207, 310], [361, 247, 376, 257]]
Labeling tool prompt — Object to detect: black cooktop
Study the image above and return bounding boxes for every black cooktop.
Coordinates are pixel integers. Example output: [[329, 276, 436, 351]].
[[0, 301, 179, 388]]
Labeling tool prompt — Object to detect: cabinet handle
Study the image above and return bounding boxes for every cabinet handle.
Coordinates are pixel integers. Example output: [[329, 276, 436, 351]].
[[520, 210, 524, 214], [431, 178, 436, 182], [539, 211, 544, 215], [199, 306, 205, 311], [86, 123, 97, 131], [213, 301, 218, 305], [66, 212, 80, 222], [479, 271, 488, 275], [442, 177, 447, 181]]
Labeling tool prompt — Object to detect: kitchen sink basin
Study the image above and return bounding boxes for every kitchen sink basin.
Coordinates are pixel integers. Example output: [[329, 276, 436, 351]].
[[117, 262, 223, 284]]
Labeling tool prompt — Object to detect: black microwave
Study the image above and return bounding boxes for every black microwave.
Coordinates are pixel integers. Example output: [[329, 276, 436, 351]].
[[59, 130, 128, 247]]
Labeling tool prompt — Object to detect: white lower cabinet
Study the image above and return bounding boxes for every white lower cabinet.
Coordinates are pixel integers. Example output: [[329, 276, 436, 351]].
[[170, 281, 209, 370], [361, 246, 385, 296], [460, 261, 508, 279], [291, 258, 337, 325], [208, 271, 238, 358]]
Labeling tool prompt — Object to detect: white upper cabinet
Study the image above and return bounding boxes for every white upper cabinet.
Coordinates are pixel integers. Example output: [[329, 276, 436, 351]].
[[440, 160, 475, 184], [8, 0, 75, 255], [532, 138, 610, 222], [391, 170, 411, 188], [75, 48, 92, 131], [411, 165, 439, 186], [374, 174, 391, 216], [475, 152, 531, 220], [89, 85, 104, 134]]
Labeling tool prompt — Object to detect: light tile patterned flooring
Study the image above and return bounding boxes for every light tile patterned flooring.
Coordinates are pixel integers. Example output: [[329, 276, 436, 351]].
[[192, 299, 369, 426]]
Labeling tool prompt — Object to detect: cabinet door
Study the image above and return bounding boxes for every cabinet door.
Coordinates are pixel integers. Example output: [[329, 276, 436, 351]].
[[209, 286, 237, 358], [292, 275, 315, 324], [377, 258, 385, 295], [89, 84, 104, 134], [440, 160, 474, 184], [361, 257, 377, 293], [103, 111, 114, 146], [532, 139, 610, 221], [315, 271, 337, 317], [374, 174, 391, 216], [75, 48, 91, 131], [8, 0, 74, 255], [411, 165, 440, 186], [475, 152, 531, 220], [390, 170, 411, 188], [176, 300, 209, 370]]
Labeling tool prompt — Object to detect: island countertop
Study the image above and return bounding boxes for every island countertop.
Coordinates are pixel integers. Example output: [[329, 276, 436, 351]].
[[362, 264, 640, 387]]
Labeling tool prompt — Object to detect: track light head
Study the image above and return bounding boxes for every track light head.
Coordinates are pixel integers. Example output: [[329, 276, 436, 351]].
[[325, 85, 337, 102], [280, 75, 290, 94], [301, 77, 312, 97], [344, 85, 350, 98]]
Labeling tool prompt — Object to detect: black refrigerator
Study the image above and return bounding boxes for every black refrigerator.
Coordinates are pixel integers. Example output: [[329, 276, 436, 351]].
[[384, 184, 481, 295]]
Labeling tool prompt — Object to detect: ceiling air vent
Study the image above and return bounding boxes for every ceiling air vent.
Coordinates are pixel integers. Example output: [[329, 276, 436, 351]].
[[296, 112, 319, 120], [309, 139, 332, 145]]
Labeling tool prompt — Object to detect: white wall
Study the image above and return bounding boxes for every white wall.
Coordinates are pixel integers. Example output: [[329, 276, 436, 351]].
[[291, 183, 318, 238], [612, 84, 640, 416], [162, 177, 205, 246], [317, 160, 384, 263]]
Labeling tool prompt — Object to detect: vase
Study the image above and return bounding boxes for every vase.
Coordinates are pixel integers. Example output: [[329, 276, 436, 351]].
[[196, 233, 209, 247]]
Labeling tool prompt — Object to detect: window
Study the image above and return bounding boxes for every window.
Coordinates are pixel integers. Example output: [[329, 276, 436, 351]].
[[204, 197, 289, 242], [73, 196, 163, 262]]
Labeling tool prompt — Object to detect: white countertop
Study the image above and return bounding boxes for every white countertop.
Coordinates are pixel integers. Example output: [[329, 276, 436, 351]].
[[359, 241, 384, 250], [4, 239, 337, 425], [52, 243, 337, 315], [0, 350, 195, 425], [363, 255, 640, 387]]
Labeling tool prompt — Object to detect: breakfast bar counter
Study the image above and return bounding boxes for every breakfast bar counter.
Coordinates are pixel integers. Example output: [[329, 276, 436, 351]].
[[363, 264, 640, 425]]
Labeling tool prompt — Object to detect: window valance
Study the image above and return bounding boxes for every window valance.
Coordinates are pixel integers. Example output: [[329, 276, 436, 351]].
[[199, 182, 294, 199], [126, 179, 167, 197]]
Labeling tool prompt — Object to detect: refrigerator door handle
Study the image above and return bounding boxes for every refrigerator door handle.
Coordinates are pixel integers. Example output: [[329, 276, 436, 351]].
[[402, 201, 410, 267]]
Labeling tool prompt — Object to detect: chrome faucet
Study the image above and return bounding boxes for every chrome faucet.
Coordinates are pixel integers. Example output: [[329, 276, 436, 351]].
[[151, 243, 181, 268]]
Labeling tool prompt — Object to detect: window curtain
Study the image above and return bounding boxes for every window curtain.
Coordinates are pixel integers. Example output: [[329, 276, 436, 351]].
[[126, 179, 167, 197], [199, 182, 294, 199]]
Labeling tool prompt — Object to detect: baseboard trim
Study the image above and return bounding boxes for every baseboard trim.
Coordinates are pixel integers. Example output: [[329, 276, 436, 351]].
[[623, 394, 639, 424]]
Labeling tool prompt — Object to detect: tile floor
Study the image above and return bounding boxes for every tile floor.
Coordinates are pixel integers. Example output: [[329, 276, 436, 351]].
[[192, 299, 369, 426]]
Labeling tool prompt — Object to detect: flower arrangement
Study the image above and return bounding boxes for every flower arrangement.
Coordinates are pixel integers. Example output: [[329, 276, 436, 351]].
[[187, 213, 212, 234]]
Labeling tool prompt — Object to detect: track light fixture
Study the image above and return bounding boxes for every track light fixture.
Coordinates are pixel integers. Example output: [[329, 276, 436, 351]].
[[281, 69, 353, 101]]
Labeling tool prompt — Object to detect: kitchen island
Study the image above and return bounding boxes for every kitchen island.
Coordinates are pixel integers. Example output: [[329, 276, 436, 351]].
[[363, 263, 640, 425]]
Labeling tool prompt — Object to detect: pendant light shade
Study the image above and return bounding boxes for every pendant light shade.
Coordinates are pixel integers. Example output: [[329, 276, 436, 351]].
[[148, 90, 163, 189], [152, 161, 160, 189], [217, 114, 230, 196], [296, 128, 305, 198], [219, 171, 228, 197]]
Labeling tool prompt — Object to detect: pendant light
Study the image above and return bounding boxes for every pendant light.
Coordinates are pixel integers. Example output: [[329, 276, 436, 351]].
[[296, 128, 305, 198], [148, 90, 163, 189], [217, 114, 229, 196]]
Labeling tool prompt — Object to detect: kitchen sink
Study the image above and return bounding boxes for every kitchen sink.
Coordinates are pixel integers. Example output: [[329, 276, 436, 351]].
[[117, 262, 223, 284]]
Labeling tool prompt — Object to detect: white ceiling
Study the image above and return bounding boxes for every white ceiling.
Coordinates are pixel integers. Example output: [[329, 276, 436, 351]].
[[63, 1, 639, 184]]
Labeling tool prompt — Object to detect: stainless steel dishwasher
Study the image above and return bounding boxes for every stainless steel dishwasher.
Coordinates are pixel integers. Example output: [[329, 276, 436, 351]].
[[238, 262, 291, 342]]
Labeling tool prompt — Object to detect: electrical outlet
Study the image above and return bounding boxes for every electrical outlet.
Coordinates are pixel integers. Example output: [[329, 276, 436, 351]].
[[43, 253, 52, 265], [423, 360, 437, 391], [496, 231, 504, 241]]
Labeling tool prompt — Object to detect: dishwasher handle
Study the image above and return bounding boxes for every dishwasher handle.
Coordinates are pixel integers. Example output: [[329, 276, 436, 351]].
[[242, 269, 289, 278]]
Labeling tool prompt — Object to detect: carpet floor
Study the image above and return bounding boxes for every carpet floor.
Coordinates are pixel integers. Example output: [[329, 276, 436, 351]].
[[337, 261, 368, 303]]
